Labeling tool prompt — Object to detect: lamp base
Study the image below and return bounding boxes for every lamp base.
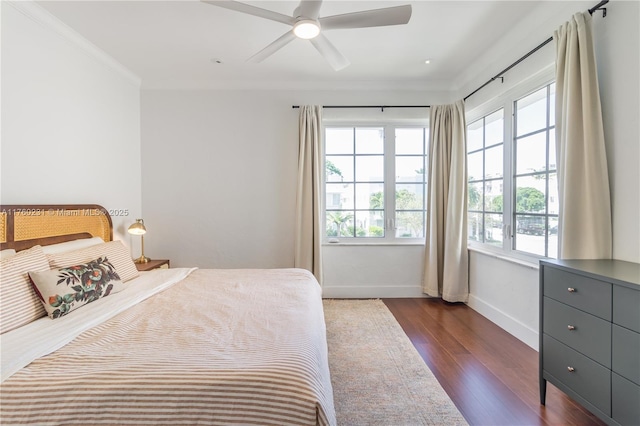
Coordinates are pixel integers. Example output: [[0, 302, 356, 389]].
[[134, 255, 151, 264]]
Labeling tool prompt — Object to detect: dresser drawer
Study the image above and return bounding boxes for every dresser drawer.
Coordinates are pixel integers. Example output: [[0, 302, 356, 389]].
[[543, 267, 612, 320], [613, 324, 640, 385], [544, 297, 611, 367], [613, 285, 640, 333], [543, 334, 611, 415], [612, 373, 640, 426]]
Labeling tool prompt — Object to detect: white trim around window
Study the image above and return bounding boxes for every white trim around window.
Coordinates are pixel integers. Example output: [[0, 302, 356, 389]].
[[466, 66, 557, 263]]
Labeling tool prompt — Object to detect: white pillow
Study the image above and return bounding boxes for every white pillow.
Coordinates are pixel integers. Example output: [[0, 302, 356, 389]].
[[41, 237, 104, 254], [0, 245, 49, 333], [47, 241, 139, 283], [0, 249, 17, 260]]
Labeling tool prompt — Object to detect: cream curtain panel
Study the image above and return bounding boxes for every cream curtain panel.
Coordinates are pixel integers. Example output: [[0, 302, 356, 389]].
[[294, 105, 323, 282], [555, 12, 612, 259], [423, 100, 469, 302]]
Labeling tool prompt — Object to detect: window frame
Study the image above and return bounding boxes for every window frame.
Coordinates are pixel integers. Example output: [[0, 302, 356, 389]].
[[322, 121, 429, 245], [466, 70, 557, 263]]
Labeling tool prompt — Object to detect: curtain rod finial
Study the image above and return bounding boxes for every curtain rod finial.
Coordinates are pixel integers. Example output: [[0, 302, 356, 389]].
[[589, 0, 608, 17]]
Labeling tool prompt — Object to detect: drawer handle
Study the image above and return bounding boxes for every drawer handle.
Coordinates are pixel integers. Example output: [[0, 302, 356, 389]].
[[567, 287, 576, 293], [567, 325, 576, 331], [567, 366, 576, 373]]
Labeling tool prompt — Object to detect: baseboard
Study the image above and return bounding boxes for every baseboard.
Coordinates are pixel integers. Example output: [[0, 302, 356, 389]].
[[467, 294, 539, 350], [322, 285, 428, 299]]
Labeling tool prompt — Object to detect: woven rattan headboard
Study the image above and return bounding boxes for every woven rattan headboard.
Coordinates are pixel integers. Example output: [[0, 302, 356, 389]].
[[0, 204, 112, 251]]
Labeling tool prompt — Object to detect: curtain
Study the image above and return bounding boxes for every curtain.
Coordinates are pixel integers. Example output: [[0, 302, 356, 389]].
[[555, 12, 612, 259], [423, 100, 469, 302], [294, 105, 323, 282]]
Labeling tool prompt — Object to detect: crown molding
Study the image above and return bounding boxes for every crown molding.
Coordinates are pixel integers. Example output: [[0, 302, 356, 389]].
[[6, 1, 141, 87], [140, 78, 455, 92]]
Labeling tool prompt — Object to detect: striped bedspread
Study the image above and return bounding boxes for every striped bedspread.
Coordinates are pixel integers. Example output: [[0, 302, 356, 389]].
[[0, 268, 336, 425]]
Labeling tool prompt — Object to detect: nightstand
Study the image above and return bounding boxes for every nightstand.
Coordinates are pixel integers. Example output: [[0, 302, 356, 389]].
[[135, 259, 170, 271]]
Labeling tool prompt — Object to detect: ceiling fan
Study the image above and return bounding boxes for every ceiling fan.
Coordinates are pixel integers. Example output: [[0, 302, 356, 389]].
[[202, 0, 412, 71]]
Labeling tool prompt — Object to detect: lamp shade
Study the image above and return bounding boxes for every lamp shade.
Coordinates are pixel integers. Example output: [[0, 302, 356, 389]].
[[128, 219, 147, 235]]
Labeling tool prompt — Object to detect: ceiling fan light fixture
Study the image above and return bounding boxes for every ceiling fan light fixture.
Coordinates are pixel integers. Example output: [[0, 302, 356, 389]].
[[293, 20, 320, 39], [202, 1, 413, 71]]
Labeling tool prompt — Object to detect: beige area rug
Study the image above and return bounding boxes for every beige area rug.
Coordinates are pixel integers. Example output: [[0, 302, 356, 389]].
[[323, 299, 468, 426]]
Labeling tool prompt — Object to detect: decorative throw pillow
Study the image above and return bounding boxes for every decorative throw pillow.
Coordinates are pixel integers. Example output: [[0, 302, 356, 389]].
[[0, 245, 50, 334], [47, 241, 139, 282], [29, 257, 123, 319]]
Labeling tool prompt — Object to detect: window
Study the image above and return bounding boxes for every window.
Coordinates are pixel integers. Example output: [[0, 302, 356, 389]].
[[513, 84, 557, 258], [467, 81, 558, 259], [394, 128, 428, 238], [468, 109, 504, 247], [324, 125, 428, 242], [325, 127, 385, 238]]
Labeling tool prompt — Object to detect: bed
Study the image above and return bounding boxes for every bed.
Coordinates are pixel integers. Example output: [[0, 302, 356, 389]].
[[0, 205, 336, 426]]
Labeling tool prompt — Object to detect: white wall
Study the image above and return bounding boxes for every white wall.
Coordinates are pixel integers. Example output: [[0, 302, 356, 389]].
[[141, 89, 299, 269], [459, 0, 640, 349], [593, 1, 640, 264], [468, 252, 540, 348], [0, 2, 142, 242], [141, 87, 450, 298], [323, 245, 426, 297]]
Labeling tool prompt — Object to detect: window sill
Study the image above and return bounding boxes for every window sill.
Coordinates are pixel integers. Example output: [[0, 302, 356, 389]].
[[322, 241, 425, 247], [467, 245, 540, 270]]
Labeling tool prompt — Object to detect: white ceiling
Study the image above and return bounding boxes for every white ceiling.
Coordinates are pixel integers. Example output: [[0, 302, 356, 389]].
[[36, 0, 546, 90]]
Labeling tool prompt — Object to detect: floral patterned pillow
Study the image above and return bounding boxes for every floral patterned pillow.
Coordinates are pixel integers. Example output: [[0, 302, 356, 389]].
[[29, 257, 123, 319]]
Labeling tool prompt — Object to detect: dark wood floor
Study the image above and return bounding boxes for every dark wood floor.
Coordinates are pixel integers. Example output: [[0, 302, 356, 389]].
[[383, 298, 606, 426]]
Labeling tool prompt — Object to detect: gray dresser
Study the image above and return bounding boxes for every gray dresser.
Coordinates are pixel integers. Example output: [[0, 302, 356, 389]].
[[540, 259, 640, 426]]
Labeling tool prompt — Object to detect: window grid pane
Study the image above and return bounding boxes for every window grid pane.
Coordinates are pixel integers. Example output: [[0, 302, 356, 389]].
[[515, 87, 548, 137], [396, 211, 424, 238], [485, 213, 503, 247], [468, 212, 484, 243]]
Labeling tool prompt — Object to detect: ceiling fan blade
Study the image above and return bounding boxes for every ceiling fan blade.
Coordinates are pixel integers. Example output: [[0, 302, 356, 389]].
[[319, 5, 412, 30], [201, 0, 296, 26], [310, 33, 350, 71], [294, 0, 323, 20], [248, 30, 297, 63]]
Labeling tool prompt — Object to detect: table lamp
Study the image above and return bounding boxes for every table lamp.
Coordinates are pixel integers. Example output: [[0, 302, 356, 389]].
[[128, 219, 150, 264]]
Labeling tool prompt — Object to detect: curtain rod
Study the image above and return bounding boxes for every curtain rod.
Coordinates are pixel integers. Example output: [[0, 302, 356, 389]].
[[463, 36, 553, 101], [463, 0, 609, 101], [291, 105, 430, 112]]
